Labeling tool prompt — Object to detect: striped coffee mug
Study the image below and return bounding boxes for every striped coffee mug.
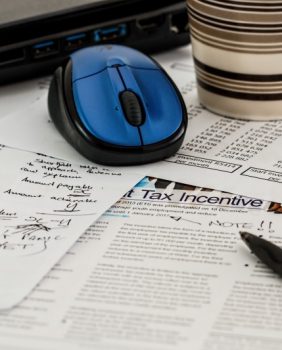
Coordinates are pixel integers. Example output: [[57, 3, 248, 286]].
[[187, 0, 282, 120]]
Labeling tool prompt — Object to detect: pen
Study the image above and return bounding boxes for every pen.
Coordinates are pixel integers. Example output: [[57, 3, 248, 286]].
[[239, 231, 282, 277]]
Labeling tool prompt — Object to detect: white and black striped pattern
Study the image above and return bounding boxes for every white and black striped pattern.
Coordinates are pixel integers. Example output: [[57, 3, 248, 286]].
[[187, 0, 282, 119]]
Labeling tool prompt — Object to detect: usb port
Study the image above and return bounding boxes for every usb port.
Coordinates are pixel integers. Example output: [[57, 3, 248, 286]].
[[93, 24, 128, 43], [136, 15, 165, 32], [31, 40, 59, 59], [63, 32, 88, 51], [0, 48, 25, 66]]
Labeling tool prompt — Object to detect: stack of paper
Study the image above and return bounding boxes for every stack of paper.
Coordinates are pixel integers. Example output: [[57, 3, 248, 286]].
[[0, 46, 281, 350]]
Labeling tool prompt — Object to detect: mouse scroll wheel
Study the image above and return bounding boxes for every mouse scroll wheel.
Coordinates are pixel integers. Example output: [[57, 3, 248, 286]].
[[120, 90, 144, 127]]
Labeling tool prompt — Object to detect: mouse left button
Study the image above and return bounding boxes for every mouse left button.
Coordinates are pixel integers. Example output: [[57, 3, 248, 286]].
[[71, 47, 108, 81], [72, 70, 142, 146]]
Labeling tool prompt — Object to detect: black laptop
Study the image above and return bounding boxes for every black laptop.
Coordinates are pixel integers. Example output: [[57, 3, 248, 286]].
[[0, 0, 189, 84]]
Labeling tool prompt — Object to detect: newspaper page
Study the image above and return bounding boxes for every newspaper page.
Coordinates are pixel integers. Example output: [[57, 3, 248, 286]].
[[0, 178, 281, 350]]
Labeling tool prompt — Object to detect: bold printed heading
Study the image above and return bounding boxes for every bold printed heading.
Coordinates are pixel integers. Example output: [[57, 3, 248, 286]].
[[123, 189, 265, 208]]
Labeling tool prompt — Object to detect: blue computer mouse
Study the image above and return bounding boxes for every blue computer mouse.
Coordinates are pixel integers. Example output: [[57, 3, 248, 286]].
[[48, 45, 187, 165]]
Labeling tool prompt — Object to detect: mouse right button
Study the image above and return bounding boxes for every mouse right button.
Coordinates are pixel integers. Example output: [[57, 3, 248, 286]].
[[134, 68, 185, 145]]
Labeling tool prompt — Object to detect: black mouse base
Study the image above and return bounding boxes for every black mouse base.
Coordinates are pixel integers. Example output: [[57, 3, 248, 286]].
[[48, 62, 187, 166]]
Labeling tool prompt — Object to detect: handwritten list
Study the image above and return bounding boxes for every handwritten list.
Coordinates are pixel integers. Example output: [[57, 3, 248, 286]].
[[0, 146, 144, 309]]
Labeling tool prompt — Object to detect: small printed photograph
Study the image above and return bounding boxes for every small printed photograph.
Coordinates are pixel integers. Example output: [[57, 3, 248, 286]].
[[267, 202, 282, 214], [146, 177, 230, 192]]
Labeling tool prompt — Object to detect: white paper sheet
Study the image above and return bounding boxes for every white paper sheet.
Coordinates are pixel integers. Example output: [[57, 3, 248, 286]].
[[0, 180, 281, 350], [0, 146, 144, 309], [149, 87, 282, 202], [0, 76, 50, 118]]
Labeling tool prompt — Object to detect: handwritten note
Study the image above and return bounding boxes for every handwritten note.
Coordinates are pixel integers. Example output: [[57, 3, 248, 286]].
[[0, 211, 71, 256], [0, 146, 144, 309]]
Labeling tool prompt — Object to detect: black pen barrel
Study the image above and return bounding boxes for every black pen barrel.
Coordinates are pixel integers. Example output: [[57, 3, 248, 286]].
[[240, 231, 282, 277]]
